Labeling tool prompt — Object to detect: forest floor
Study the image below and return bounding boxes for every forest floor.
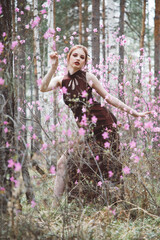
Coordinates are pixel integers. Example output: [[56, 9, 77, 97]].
[[2, 167, 160, 240]]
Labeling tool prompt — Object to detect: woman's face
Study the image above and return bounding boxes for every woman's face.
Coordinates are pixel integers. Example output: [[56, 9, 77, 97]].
[[68, 48, 86, 70]]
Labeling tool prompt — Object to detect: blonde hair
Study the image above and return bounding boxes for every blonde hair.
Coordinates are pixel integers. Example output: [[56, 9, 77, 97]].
[[67, 45, 88, 65]]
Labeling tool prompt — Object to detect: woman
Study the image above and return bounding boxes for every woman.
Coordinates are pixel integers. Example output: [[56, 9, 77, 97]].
[[40, 45, 151, 205]]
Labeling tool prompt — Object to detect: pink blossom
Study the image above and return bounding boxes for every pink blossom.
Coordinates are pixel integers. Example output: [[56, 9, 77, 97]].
[[20, 40, 25, 44], [123, 166, 130, 175], [86, 28, 89, 32], [0, 42, 4, 54], [11, 40, 18, 50], [88, 98, 93, 104], [4, 121, 8, 125], [4, 128, 8, 133], [8, 159, 15, 168], [2, 32, 6, 37], [144, 121, 153, 129], [97, 181, 102, 187], [15, 7, 19, 12], [20, 11, 24, 15], [28, 126, 33, 132], [25, 5, 30, 11], [104, 142, 110, 148], [14, 162, 21, 172], [62, 86, 67, 94], [56, 27, 61, 32], [0, 5, 2, 14], [40, 9, 47, 14], [47, 0, 51, 5], [17, 17, 21, 22], [0, 77, 4, 85], [102, 131, 109, 139], [0, 187, 5, 193], [31, 200, 36, 208], [95, 155, 99, 161], [56, 0, 60, 2], [64, 47, 69, 53], [37, 78, 42, 86], [124, 123, 129, 130], [129, 141, 136, 148], [67, 129, 72, 137], [31, 16, 41, 28], [82, 90, 87, 98], [93, 28, 98, 33], [50, 124, 55, 132], [32, 133, 37, 140], [25, 24, 30, 29], [6, 142, 10, 148], [77, 168, 80, 173], [50, 165, 56, 175], [75, 180, 78, 185], [72, 31, 77, 35], [40, 143, 48, 151], [108, 171, 114, 178], [91, 115, 97, 124], [45, 115, 50, 121], [78, 127, 86, 136], [10, 176, 15, 182]]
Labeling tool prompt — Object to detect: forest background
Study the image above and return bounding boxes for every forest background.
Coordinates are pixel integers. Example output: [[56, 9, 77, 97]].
[[0, 0, 160, 239]]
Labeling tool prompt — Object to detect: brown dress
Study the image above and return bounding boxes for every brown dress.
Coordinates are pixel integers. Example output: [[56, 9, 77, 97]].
[[62, 70, 122, 203]]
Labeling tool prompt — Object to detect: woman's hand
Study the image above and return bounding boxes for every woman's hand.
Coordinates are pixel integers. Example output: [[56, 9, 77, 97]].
[[50, 52, 58, 69], [135, 111, 152, 117]]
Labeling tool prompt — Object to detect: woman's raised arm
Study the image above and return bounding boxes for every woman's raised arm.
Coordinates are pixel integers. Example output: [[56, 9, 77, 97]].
[[40, 52, 62, 92], [86, 72, 151, 118]]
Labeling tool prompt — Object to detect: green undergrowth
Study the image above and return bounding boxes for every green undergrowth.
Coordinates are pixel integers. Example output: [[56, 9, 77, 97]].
[[1, 168, 160, 240]]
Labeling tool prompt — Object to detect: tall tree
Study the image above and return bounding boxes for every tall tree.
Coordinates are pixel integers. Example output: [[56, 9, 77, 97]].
[[83, 0, 89, 48], [138, 0, 147, 90], [79, 0, 82, 44], [118, 0, 125, 102], [154, 0, 160, 101], [0, 0, 14, 214], [92, 0, 100, 67], [102, 0, 106, 63]]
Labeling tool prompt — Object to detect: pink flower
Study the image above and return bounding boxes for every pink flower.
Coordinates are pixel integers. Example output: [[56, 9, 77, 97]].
[[77, 169, 80, 173], [20, 11, 24, 15], [40, 143, 48, 151], [108, 171, 114, 178], [15, 7, 19, 12], [32, 133, 37, 140], [91, 115, 97, 124], [82, 90, 87, 97], [124, 123, 129, 130], [28, 126, 33, 132], [0, 77, 4, 85], [31, 16, 41, 28], [21, 125, 26, 131], [14, 162, 21, 172], [129, 141, 136, 148], [97, 181, 102, 187], [62, 86, 67, 94], [123, 166, 130, 175], [11, 40, 18, 50], [10, 176, 15, 182], [0, 42, 4, 54], [40, 9, 47, 14], [0, 5, 2, 14], [37, 78, 42, 86], [31, 200, 36, 208], [25, 24, 29, 29], [102, 131, 109, 139], [8, 159, 15, 168], [50, 165, 56, 175], [95, 155, 99, 161], [104, 142, 110, 148], [79, 127, 86, 136], [25, 5, 30, 11], [144, 121, 153, 129], [4, 128, 8, 133], [64, 47, 69, 53], [93, 28, 98, 33], [75, 180, 78, 185], [6, 142, 10, 148], [56, 27, 61, 32], [45, 115, 50, 121], [17, 17, 21, 22], [2, 32, 6, 37], [3, 121, 8, 125], [67, 129, 72, 137]]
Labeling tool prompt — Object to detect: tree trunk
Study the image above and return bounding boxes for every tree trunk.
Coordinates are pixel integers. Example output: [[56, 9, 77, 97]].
[[154, 0, 160, 100], [79, 0, 82, 44], [102, 0, 106, 63], [33, 0, 42, 153], [92, 0, 100, 67], [0, 0, 14, 214], [118, 0, 125, 102], [138, 0, 147, 90], [83, 1, 89, 48]]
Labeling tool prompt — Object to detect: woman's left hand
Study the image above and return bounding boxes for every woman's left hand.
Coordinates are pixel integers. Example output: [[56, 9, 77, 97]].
[[136, 111, 152, 117]]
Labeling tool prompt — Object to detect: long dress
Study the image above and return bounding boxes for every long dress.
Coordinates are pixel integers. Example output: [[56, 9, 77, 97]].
[[62, 70, 122, 202]]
